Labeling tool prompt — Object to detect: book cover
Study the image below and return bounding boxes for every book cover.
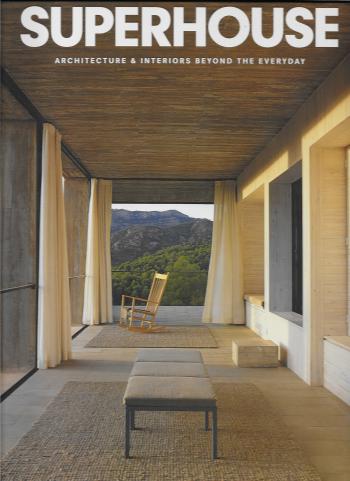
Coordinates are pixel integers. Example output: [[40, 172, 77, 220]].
[[1, 2, 350, 480]]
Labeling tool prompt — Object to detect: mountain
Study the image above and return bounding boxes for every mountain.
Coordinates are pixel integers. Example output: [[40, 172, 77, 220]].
[[111, 209, 192, 233], [111, 214, 212, 265]]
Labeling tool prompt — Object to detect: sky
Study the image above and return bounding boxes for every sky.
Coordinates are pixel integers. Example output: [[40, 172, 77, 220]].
[[112, 204, 214, 220]]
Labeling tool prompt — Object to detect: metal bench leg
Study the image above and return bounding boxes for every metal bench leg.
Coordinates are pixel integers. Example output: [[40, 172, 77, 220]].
[[131, 409, 136, 430], [211, 407, 218, 460], [204, 410, 209, 431], [125, 407, 130, 458]]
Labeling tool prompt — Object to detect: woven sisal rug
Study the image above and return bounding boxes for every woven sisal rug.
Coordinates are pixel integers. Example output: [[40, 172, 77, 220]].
[[1, 382, 321, 481], [86, 325, 218, 348]]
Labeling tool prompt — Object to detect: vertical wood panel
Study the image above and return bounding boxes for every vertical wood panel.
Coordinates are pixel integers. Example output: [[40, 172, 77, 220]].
[[310, 147, 347, 384], [240, 193, 264, 296]]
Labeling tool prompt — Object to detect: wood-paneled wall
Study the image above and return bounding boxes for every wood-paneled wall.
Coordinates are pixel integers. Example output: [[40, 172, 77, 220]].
[[237, 54, 350, 386], [311, 148, 347, 336], [240, 193, 264, 296], [309, 147, 347, 384]]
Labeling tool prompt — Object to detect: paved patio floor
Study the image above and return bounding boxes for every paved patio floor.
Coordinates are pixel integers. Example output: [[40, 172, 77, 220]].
[[1, 322, 350, 481]]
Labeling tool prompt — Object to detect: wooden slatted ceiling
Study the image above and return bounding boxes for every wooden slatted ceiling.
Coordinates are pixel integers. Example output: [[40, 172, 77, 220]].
[[2, 2, 350, 180]]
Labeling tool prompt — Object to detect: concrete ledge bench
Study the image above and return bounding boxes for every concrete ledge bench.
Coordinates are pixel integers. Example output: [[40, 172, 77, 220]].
[[232, 338, 279, 367], [123, 348, 218, 459]]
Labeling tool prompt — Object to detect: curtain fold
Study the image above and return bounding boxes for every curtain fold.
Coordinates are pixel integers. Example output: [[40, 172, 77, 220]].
[[202, 180, 244, 324], [82, 179, 113, 325], [37, 123, 72, 368]]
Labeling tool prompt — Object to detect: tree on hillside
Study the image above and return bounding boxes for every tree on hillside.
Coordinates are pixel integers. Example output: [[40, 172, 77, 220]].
[[111, 244, 210, 306], [163, 256, 205, 305]]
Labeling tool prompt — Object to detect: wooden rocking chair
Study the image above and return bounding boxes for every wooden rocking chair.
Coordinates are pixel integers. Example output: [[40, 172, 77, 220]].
[[119, 272, 169, 331]]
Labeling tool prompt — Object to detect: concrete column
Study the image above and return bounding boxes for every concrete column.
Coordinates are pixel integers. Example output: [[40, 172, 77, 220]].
[[269, 183, 292, 312], [0, 120, 37, 370], [263, 183, 270, 313], [64, 178, 89, 325]]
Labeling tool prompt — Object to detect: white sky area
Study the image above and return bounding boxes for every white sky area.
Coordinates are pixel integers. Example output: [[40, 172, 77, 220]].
[[112, 204, 214, 221]]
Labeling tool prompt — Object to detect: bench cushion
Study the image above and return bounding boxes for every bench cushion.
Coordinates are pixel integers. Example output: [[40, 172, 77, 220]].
[[123, 376, 216, 408], [136, 348, 202, 363], [131, 361, 208, 378]]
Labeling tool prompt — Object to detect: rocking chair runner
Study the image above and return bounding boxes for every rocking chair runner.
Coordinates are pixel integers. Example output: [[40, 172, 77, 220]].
[[119, 272, 169, 330]]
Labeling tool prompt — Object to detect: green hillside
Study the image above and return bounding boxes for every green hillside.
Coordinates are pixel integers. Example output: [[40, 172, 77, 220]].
[[112, 244, 211, 306]]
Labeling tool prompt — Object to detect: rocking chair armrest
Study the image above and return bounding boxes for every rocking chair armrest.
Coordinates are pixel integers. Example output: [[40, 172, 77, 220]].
[[122, 295, 159, 305], [122, 295, 146, 303], [130, 308, 154, 315]]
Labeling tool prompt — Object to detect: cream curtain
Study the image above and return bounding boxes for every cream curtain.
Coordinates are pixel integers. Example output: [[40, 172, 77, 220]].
[[82, 179, 113, 325], [202, 180, 244, 324], [37, 124, 72, 369]]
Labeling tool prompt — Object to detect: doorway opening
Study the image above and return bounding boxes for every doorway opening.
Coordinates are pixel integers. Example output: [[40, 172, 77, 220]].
[[111, 203, 214, 325]]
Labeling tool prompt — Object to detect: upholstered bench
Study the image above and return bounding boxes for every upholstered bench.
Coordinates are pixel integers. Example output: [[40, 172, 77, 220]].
[[136, 347, 203, 363], [131, 361, 208, 378], [123, 375, 218, 459]]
